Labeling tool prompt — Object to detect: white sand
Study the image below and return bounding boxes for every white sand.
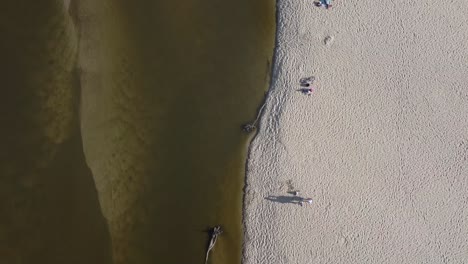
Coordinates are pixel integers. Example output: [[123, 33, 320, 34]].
[[243, 0, 468, 263]]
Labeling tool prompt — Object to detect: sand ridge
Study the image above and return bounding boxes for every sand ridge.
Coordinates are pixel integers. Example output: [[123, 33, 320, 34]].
[[243, 0, 468, 263]]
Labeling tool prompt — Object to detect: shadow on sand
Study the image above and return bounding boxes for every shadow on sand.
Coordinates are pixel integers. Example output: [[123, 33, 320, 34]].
[[265, 195, 304, 205]]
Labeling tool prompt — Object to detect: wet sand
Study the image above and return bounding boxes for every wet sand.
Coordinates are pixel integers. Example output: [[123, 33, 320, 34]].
[[243, 0, 468, 263]]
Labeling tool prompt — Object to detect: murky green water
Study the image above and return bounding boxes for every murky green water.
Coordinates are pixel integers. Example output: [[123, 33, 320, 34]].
[[0, 2, 112, 263], [1, 0, 274, 263]]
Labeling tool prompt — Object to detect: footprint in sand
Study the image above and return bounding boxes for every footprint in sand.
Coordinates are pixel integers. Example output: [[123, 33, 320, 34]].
[[324, 35, 334, 46], [339, 237, 348, 246], [285, 179, 295, 192]]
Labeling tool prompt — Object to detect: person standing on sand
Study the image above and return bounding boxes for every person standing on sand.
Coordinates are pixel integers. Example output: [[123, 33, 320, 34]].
[[300, 198, 313, 206]]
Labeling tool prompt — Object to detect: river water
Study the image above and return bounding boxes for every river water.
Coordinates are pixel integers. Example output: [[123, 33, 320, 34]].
[[1, 1, 275, 263], [0, 2, 112, 263]]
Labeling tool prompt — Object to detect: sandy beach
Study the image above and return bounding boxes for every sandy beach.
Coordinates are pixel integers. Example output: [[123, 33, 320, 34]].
[[243, 0, 468, 263]]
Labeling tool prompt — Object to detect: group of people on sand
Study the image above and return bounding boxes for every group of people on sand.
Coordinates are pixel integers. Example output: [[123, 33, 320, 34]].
[[298, 1, 334, 96], [299, 76, 315, 96]]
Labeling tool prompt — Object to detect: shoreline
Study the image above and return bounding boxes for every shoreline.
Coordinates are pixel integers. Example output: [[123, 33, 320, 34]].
[[76, 1, 275, 263], [243, 0, 468, 263]]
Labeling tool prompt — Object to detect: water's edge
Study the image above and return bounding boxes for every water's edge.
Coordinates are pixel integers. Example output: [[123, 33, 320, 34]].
[[241, 1, 280, 261], [76, 1, 276, 263]]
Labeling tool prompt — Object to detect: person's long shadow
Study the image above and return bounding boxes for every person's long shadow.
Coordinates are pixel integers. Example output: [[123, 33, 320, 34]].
[[265, 195, 304, 205]]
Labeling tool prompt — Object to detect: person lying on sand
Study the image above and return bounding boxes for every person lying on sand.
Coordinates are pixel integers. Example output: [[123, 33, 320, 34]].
[[300, 76, 315, 87], [315, 0, 333, 9], [299, 76, 315, 95]]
